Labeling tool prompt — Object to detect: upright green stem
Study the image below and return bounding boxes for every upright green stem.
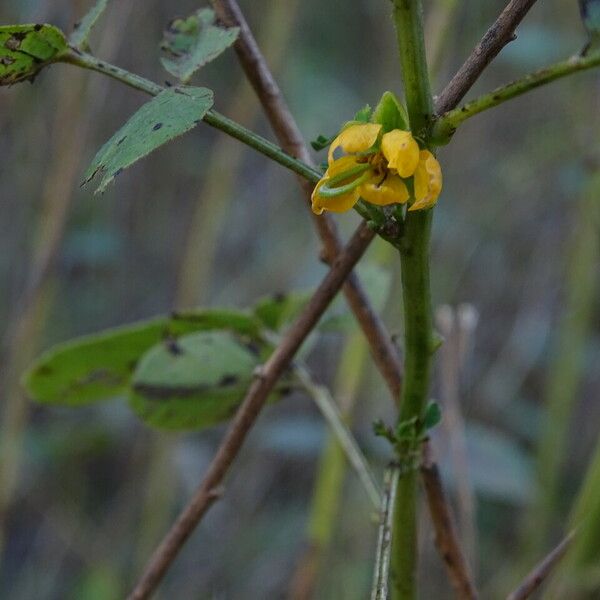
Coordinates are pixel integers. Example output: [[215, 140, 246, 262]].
[[392, 0, 434, 137], [390, 2, 435, 599]]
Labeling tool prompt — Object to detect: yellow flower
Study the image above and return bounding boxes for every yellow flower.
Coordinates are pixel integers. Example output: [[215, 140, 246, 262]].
[[409, 150, 443, 212], [311, 123, 441, 215]]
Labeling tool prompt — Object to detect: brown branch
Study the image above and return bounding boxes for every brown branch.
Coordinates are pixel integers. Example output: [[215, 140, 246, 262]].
[[127, 222, 375, 600], [506, 531, 575, 600], [421, 441, 479, 600], [213, 0, 403, 400], [435, 0, 539, 114]]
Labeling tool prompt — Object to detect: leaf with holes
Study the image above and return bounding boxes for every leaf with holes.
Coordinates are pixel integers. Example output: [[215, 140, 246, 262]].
[[22, 309, 261, 406], [0, 24, 68, 85], [82, 86, 213, 193], [129, 330, 279, 430], [160, 8, 239, 83]]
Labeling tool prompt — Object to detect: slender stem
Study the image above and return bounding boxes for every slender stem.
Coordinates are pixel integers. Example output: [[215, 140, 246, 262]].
[[371, 466, 401, 600], [391, 2, 436, 599], [506, 531, 575, 600], [295, 365, 381, 509], [432, 50, 600, 144], [61, 50, 322, 184]]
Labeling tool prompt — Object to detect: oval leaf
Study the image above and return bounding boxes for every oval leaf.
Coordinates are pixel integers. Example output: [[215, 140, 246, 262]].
[[160, 8, 239, 83], [23, 309, 261, 406], [129, 331, 265, 430], [0, 24, 68, 85], [83, 85, 214, 193]]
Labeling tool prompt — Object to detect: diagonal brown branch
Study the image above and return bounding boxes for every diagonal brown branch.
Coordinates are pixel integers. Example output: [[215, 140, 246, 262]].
[[506, 531, 575, 600], [421, 441, 479, 600], [212, 0, 403, 400], [435, 0, 539, 114], [127, 222, 375, 600]]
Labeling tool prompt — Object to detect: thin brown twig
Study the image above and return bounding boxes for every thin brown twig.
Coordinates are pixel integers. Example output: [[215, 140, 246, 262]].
[[506, 531, 575, 600], [127, 222, 375, 600], [506, 530, 576, 600], [212, 0, 403, 400], [421, 441, 479, 600], [435, 0, 540, 114]]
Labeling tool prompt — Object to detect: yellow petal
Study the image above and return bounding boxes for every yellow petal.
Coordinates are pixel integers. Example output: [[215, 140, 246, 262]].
[[381, 129, 420, 178], [359, 174, 409, 206], [409, 150, 443, 212], [311, 175, 360, 214], [328, 123, 382, 165]]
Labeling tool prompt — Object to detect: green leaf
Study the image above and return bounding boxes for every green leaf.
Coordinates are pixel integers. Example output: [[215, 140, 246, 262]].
[[0, 24, 68, 86], [70, 0, 111, 49], [372, 91, 410, 132], [83, 86, 214, 193], [23, 309, 261, 406], [160, 8, 239, 83], [129, 331, 267, 430]]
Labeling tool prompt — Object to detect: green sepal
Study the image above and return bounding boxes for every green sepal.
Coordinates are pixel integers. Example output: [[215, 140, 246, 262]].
[[372, 91, 410, 132], [310, 133, 336, 152], [422, 401, 442, 432], [354, 104, 372, 123]]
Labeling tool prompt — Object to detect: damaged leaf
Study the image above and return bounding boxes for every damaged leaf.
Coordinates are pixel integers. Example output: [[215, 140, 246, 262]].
[[22, 309, 261, 406], [0, 24, 68, 85], [160, 8, 239, 83], [129, 330, 270, 430], [82, 85, 213, 193]]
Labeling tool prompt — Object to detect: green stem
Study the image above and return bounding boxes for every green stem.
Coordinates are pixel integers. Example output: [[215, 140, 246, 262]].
[[431, 50, 600, 144], [61, 49, 321, 184], [392, 0, 434, 137], [390, 2, 435, 599], [391, 210, 435, 600]]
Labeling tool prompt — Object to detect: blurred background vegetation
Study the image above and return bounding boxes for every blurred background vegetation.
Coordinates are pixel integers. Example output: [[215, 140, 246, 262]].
[[0, 0, 599, 598]]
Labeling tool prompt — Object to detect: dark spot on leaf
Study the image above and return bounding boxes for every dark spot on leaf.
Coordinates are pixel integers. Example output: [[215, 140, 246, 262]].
[[153, 122, 163, 131], [117, 136, 127, 145], [97, 62, 105, 69], [164, 80, 172, 87], [244, 341, 260, 357], [34, 24, 43, 32], [164, 338, 183, 355], [36, 365, 54, 376], [5, 33, 26, 51], [73, 21, 81, 29], [279, 386, 293, 396], [127, 360, 138, 372], [219, 374, 239, 387], [113, 168, 123, 177], [272, 292, 286, 303]]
